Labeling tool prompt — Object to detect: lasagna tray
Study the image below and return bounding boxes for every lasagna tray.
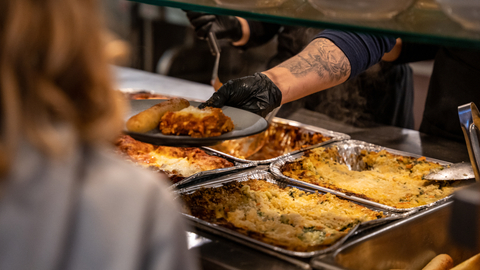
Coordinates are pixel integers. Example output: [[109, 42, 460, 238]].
[[203, 117, 350, 164], [271, 140, 474, 213], [176, 169, 413, 258], [115, 135, 237, 185]]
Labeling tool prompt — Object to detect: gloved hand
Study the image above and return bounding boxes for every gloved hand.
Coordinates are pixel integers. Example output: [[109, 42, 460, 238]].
[[199, 73, 282, 118], [185, 11, 243, 42]]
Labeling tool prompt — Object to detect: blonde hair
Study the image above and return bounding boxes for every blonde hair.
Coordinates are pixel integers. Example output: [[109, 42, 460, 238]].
[[0, 0, 125, 175]]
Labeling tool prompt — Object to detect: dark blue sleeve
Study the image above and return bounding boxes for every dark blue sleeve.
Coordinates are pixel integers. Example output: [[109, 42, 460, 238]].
[[314, 30, 397, 79]]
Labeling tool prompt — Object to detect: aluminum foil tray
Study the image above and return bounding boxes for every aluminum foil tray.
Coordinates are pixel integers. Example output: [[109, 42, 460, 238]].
[[175, 169, 414, 258], [203, 117, 350, 165], [310, 202, 477, 270], [270, 140, 457, 213]]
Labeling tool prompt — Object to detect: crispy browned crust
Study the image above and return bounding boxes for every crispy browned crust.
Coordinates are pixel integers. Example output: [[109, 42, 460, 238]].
[[160, 107, 234, 138], [281, 161, 371, 200], [115, 135, 233, 183], [126, 98, 190, 133], [210, 122, 332, 160], [182, 179, 383, 252], [280, 148, 465, 208]]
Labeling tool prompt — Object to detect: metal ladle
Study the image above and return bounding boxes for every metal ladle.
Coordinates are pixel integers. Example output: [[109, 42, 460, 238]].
[[423, 102, 480, 181]]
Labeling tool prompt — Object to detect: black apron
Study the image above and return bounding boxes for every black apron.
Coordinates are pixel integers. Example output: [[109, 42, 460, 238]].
[[420, 48, 480, 142]]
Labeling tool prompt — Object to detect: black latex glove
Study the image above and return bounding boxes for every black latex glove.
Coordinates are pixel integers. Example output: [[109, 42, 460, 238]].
[[185, 11, 243, 42], [199, 73, 282, 118]]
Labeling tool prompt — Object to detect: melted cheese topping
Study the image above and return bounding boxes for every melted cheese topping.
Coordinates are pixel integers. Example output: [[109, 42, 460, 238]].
[[177, 105, 212, 115], [147, 153, 203, 177], [282, 148, 468, 208], [182, 179, 383, 252], [115, 135, 233, 179]]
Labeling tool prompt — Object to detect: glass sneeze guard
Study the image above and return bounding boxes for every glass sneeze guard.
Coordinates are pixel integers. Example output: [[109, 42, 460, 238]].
[[131, 0, 480, 49]]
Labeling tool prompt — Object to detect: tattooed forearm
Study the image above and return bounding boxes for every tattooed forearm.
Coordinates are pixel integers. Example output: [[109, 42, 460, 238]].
[[278, 38, 350, 82]]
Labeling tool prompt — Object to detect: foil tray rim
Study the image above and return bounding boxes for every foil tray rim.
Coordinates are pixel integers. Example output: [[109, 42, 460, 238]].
[[269, 139, 455, 213], [175, 169, 412, 258], [202, 117, 351, 165]]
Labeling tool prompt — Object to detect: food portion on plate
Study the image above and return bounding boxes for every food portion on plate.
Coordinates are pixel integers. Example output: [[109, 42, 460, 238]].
[[281, 147, 470, 209], [181, 179, 384, 252], [115, 135, 233, 183], [125, 99, 268, 146], [160, 106, 234, 138], [209, 121, 333, 160], [126, 98, 234, 138], [126, 98, 190, 133]]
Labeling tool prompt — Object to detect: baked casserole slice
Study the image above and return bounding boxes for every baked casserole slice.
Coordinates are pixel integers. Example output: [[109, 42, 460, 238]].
[[210, 121, 332, 160], [182, 179, 384, 252], [281, 147, 470, 209], [160, 106, 234, 138], [115, 135, 233, 183]]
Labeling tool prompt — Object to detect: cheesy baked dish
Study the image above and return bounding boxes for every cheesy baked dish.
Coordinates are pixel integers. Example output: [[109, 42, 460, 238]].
[[115, 135, 233, 183], [182, 179, 384, 252], [160, 106, 234, 138], [281, 147, 468, 209], [210, 122, 332, 160]]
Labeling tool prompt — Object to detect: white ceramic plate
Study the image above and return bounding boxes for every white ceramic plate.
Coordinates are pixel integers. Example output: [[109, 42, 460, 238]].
[[124, 99, 268, 146]]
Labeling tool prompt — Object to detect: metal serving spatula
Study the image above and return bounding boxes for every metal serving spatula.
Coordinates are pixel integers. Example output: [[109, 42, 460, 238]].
[[423, 162, 475, 181]]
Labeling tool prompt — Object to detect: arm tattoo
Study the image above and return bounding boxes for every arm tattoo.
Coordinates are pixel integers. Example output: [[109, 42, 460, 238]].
[[278, 39, 350, 82]]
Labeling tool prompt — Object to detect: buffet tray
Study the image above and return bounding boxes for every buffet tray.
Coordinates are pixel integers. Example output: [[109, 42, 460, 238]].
[[270, 140, 455, 213], [203, 117, 350, 165], [310, 202, 478, 270], [175, 169, 415, 258]]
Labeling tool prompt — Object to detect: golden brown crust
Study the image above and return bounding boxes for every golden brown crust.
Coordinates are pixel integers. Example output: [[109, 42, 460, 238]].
[[182, 179, 383, 252], [160, 106, 234, 138], [115, 135, 233, 183], [126, 98, 190, 133], [281, 147, 470, 208], [422, 254, 454, 270], [210, 122, 332, 160]]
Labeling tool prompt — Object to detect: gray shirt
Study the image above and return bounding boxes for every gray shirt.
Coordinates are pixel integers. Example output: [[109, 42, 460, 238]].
[[0, 141, 198, 270]]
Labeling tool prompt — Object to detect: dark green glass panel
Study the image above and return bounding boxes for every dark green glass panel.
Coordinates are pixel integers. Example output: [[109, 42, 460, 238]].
[[131, 0, 480, 49]]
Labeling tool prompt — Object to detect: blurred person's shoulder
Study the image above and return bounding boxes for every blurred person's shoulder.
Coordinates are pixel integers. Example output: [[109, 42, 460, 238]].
[[84, 144, 174, 201]]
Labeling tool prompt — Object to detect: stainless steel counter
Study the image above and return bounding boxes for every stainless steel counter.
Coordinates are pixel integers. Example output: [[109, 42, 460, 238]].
[[115, 66, 473, 270]]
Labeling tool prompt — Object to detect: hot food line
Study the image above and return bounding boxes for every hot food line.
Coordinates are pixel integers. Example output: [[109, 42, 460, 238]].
[[115, 66, 479, 270], [114, 66, 470, 163]]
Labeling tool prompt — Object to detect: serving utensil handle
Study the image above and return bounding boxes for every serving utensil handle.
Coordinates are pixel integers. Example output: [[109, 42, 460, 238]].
[[458, 102, 480, 181], [207, 32, 222, 91]]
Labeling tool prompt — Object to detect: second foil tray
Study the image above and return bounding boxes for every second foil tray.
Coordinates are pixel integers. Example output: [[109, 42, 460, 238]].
[[203, 117, 350, 165], [175, 168, 414, 258], [270, 140, 474, 213]]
